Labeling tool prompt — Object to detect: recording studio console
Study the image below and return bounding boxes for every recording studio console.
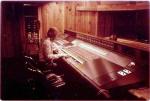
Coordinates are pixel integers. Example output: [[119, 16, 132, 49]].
[[54, 38, 144, 97]]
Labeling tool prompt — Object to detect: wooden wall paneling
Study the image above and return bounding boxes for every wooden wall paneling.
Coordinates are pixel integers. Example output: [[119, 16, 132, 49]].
[[53, 2, 59, 31], [83, 1, 89, 34], [64, 2, 69, 30], [84, 2, 89, 34], [65, 2, 69, 29], [88, 12, 97, 35], [75, 9, 82, 32], [75, 2, 83, 33], [95, 12, 98, 36], [82, 12, 87, 33], [60, 2, 65, 33], [74, 1, 80, 32], [71, 2, 76, 30], [77, 10, 81, 32], [53, 2, 64, 33], [86, 12, 91, 34], [39, 1, 149, 41], [67, 2, 73, 30], [84, 2, 98, 36], [47, 3, 56, 31], [75, 1, 98, 35], [82, 12, 86, 33], [82, 1, 87, 33], [38, 7, 43, 43], [75, 8, 80, 32], [66, 2, 71, 30], [77, 1, 85, 33], [65, 2, 74, 30], [46, 4, 51, 31], [40, 5, 48, 38], [65, 2, 76, 30], [39, 2, 65, 39], [52, 2, 64, 33], [90, 2, 99, 36], [53, 2, 58, 28], [68, 2, 73, 30], [81, 2, 84, 32], [45, 5, 49, 35]]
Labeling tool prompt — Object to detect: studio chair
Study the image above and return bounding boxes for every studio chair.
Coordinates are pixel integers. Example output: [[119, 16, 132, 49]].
[[23, 55, 66, 99], [24, 55, 65, 87]]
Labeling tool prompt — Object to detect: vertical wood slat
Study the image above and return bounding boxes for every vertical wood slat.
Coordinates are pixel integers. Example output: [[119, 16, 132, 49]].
[[65, 2, 76, 31], [64, 1, 98, 35], [38, 2, 64, 39], [38, 1, 149, 41]]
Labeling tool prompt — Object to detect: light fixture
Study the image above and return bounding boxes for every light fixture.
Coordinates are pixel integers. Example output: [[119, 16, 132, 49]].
[[23, 4, 31, 6]]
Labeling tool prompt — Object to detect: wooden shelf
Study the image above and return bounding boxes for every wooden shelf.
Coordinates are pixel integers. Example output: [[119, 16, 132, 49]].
[[105, 37, 150, 52], [76, 3, 149, 11]]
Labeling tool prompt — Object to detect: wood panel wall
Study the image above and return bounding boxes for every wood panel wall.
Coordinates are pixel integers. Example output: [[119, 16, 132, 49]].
[[65, 1, 99, 36], [38, 2, 64, 40], [64, 2, 76, 31], [38, 1, 100, 38], [39, 1, 149, 40]]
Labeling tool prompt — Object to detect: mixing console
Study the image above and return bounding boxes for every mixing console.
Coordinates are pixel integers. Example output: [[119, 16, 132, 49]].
[[53, 39, 143, 93]]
